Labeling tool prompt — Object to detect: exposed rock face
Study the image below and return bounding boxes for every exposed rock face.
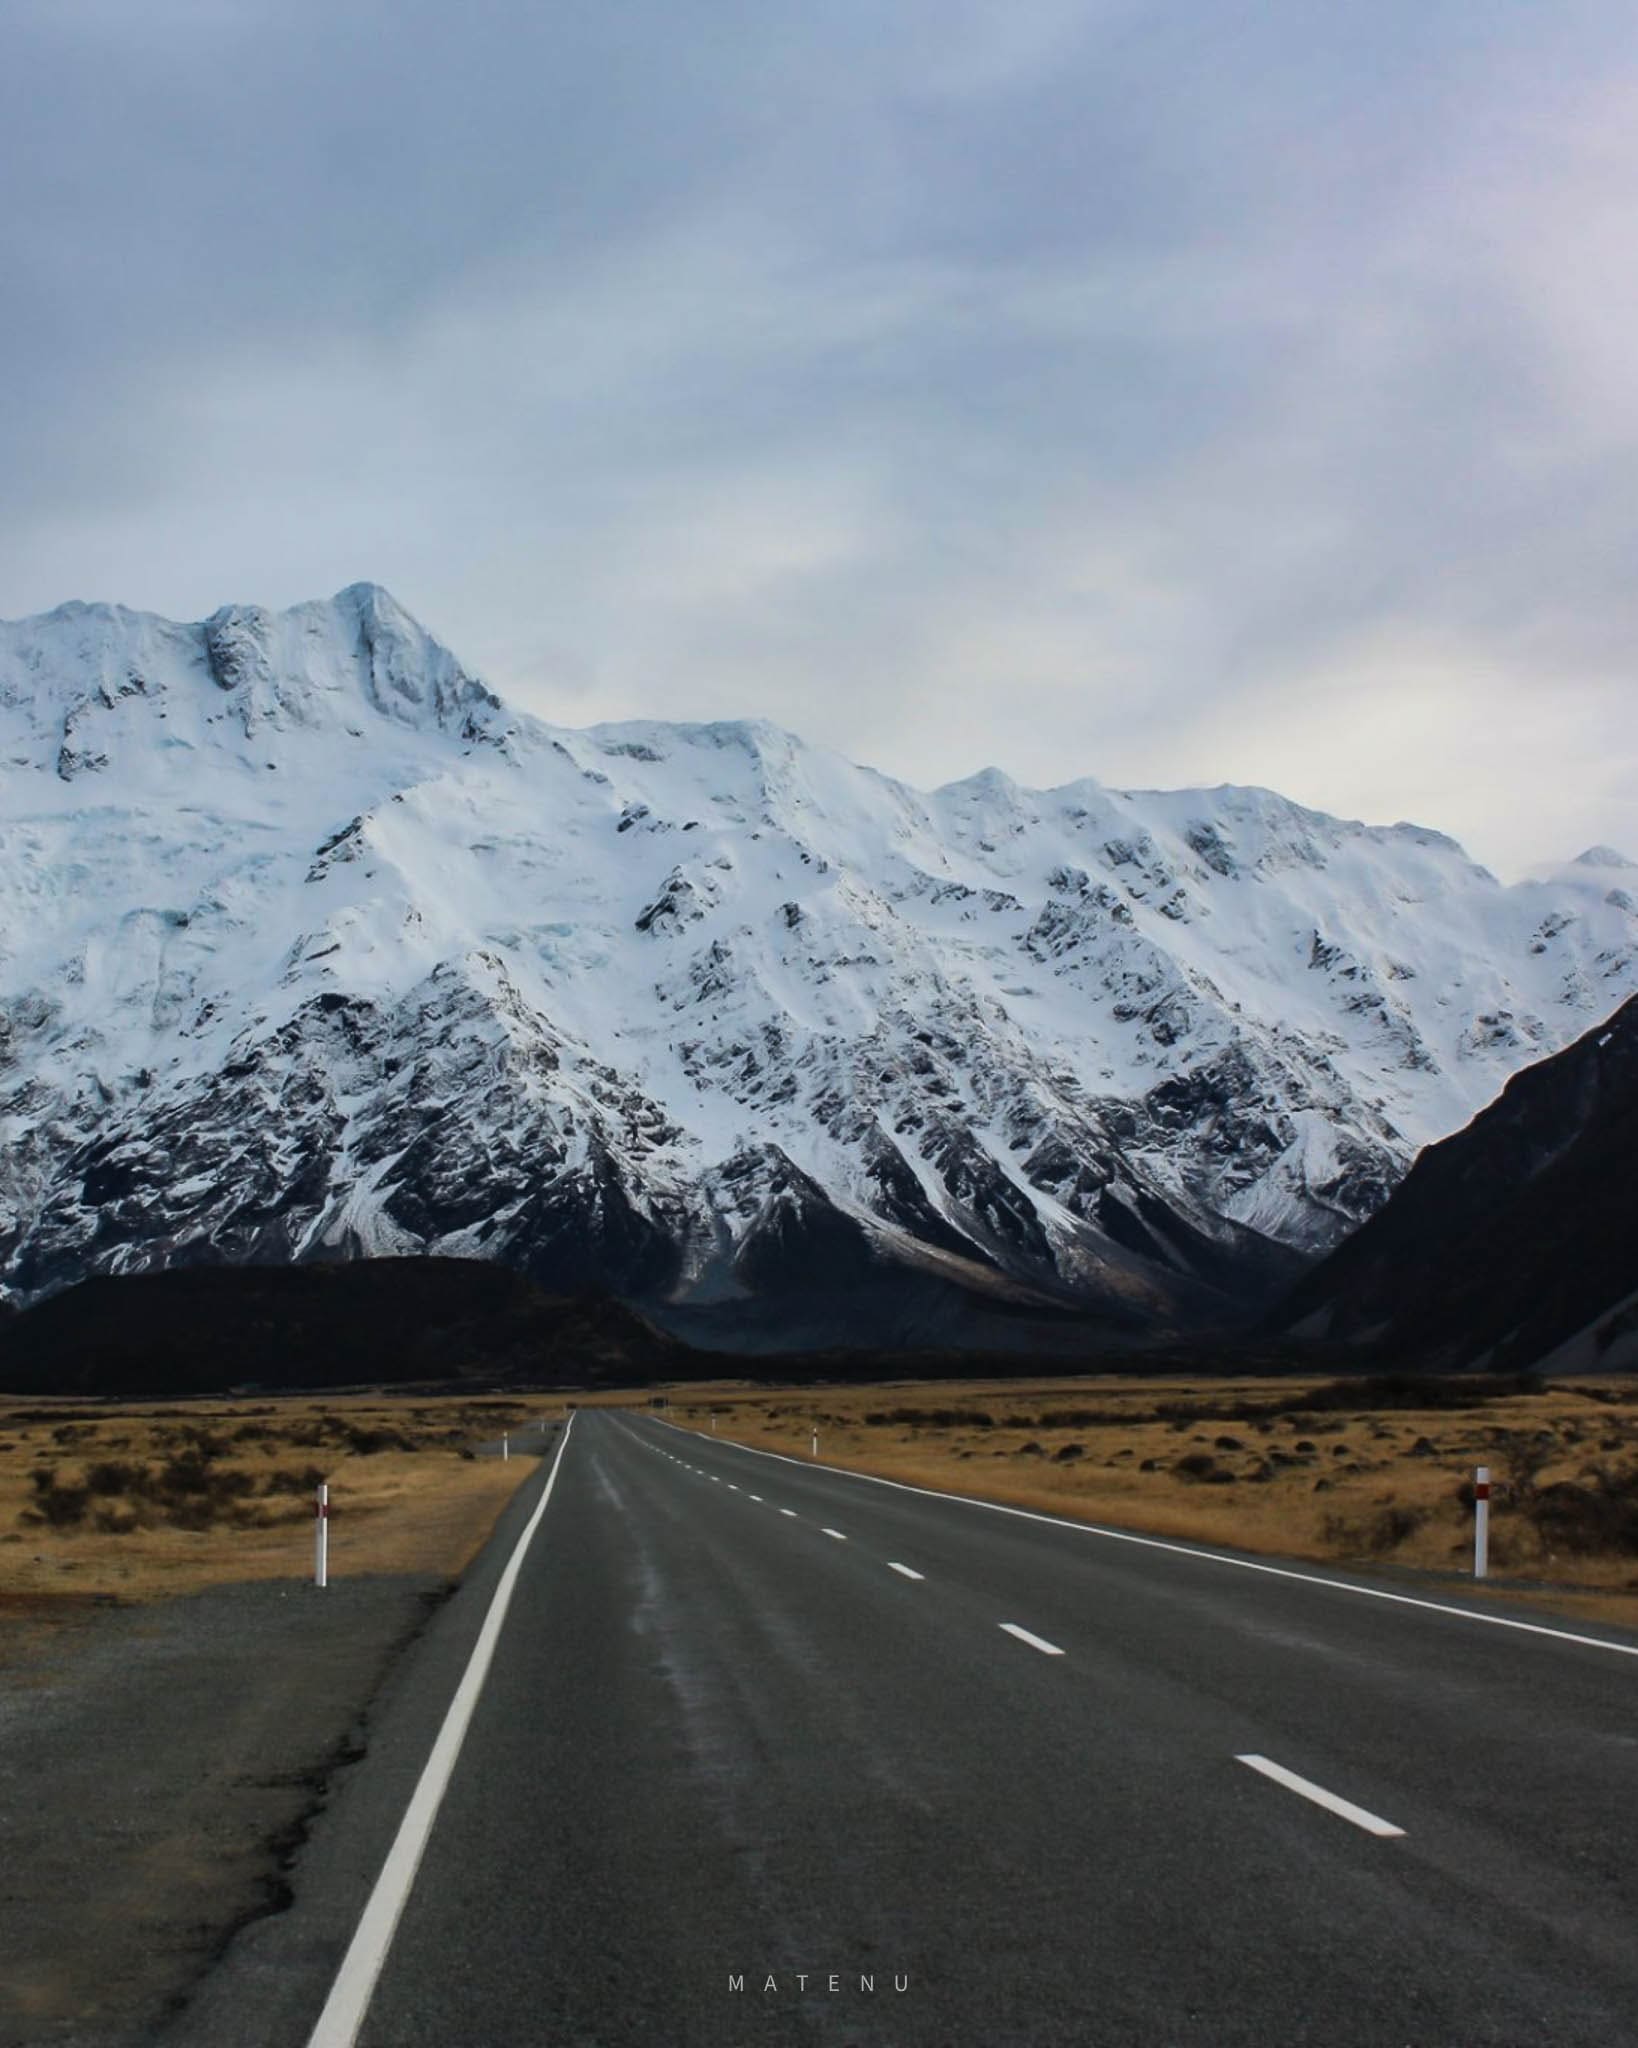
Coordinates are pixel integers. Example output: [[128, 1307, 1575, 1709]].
[[1, 585, 1633, 1348], [1272, 995, 1638, 1373]]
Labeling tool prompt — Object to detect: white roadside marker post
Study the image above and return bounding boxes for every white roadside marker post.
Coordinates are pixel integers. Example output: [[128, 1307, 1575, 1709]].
[[811, 1429, 818, 1458], [1474, 1465, 1490, 1580], [711, 1413, 717, 1433], [502, 1434, 509, 1463], [315, 1482, 330, 1589]]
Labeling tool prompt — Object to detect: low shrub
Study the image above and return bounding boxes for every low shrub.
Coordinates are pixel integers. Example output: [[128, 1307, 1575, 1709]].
[[862, 1407, 990, 1429], [84, 1459, 148, 1497], [1524, 1469, 1638, 1556], [1323, 1504, 1429, 1555], [21, 1466, 91, 1527], [338, 1424, 416, 1456], [261, 1464, 327, 1496], [1276, 1372, 1545, 1416], [155, 1425, 232, 1460]]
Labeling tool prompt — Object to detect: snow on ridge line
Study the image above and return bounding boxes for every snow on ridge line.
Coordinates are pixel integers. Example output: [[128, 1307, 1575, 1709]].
[[4, 583, 1624, 885], [0, 584, 1580, 865], [0, 583, 1634, 1321]]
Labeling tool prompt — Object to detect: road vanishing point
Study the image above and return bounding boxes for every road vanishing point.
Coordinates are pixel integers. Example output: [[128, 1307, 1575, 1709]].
[[171, 1408, 1638, 2048]]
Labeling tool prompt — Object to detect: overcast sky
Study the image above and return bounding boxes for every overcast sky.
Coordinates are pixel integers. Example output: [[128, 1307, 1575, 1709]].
[[4, 0, 1635, 876]]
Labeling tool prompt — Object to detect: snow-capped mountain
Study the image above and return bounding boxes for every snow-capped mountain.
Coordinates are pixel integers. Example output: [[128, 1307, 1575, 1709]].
[[1, 585, 1633, 1345]]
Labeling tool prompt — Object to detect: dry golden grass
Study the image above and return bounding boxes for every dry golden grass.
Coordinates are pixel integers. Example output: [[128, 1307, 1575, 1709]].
[[607, 1374, 1638, 1630], [0, 1391, 566, 1623]]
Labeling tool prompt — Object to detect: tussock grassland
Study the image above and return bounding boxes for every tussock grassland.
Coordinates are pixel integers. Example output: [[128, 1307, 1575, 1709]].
[[603, 1374, 1638, 1628], [0, 1393, 562, 1624]]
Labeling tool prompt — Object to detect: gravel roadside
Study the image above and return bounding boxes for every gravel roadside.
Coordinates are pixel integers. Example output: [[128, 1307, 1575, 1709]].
[[0, 1572, 454, 2048]]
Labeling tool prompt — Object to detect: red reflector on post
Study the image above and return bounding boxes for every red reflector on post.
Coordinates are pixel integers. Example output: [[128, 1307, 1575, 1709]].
[[1474, 1481, 1490, 1500]]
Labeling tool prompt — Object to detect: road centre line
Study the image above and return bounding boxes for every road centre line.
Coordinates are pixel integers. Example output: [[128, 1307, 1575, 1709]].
[[888, 1562, 925, 1581], [1236, 1754, 1405, 1838], [641, 1418, 1638, 1661], [749, 1495, 763, 1503], [1000, 1623, 1065, 1656], [306, 1416, 578, 2048], [822, 1528, 847, 1540], [780, 1508, 799, 1518]]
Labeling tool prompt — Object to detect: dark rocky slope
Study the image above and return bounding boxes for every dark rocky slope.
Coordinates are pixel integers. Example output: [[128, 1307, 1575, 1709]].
[[1273, 996, 1638, 1372]]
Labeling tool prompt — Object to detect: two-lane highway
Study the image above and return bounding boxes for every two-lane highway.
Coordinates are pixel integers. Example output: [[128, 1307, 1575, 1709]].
[[286, 1408, 1638, 2046]]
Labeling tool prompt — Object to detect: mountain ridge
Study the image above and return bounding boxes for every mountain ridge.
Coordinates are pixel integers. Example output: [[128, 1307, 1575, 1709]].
[[1272, 995, 1638, 1372], [2, 584, 1633, 1348]]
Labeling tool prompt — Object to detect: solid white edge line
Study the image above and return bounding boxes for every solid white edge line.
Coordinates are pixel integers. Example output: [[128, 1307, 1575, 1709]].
[[635, 1417, 1638, 1661], [888, 1562, 925, 1580], [1000, 1622, 1065, 1656], [1236, 1754, 1405, 1838], [305, 1415, 578, 2048]]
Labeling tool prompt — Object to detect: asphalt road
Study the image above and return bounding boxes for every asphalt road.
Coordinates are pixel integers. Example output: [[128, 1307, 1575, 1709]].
[[175, 1407, 1638, 2048]]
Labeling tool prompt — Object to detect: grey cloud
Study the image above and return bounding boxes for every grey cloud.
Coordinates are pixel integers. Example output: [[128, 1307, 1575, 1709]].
[[2, 0, 1635, 874]]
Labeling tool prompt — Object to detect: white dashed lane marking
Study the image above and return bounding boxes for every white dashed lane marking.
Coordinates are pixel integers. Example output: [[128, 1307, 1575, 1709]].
[[999, 1624, 1064, 1657], [887, 1563, 924, 1581], [1236, 1755, 1405, 1839]]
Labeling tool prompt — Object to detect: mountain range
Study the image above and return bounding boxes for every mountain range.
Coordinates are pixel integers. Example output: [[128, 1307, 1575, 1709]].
[[1, 584, 1633, 1349]]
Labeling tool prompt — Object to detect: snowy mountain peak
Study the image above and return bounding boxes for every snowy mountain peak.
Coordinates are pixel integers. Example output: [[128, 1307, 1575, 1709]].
[[0, 585, 504, 788], [199, 583, 504, 742], [1, 587, 1634, 1344]]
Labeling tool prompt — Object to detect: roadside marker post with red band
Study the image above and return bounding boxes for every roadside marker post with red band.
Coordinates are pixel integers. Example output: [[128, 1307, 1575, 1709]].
[[1474, 1466, 1490, 1580], [315, 1481, 330, 1589]]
